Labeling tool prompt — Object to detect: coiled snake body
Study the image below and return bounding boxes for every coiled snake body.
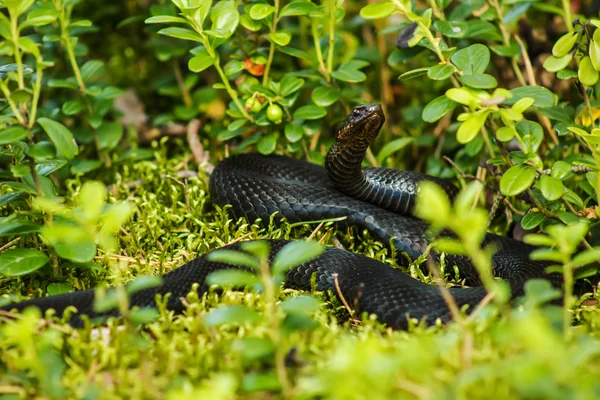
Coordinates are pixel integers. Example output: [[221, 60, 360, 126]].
[[0, 104, 561, 329]]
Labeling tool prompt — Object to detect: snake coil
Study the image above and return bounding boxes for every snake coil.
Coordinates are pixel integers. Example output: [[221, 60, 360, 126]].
[[0, 104, 561, 329]]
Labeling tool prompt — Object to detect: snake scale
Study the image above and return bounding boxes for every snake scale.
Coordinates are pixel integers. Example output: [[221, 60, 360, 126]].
[[0, 104, 562, 329]]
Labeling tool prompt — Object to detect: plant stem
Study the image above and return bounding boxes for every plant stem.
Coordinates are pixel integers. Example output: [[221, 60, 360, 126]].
[[311, 20, 329, 82], [481, 126, 496, 157], [28, 156, 43, 196], [213, 60, 252, 121], [0, 82, 26, 125], [259, 257, 291, 398], [59, 6, 85, 92], [262, 0, 280, 85], [391, 0, 446, 63], [326, 0, 335, 75], [173, 61, 193, 107], [583, 89, 596, 129], [562, 0, 573, 32], [488, 0, 527, 86], [9, 10, 24, 89], [192, 28, 252, 121], [28, 63, 44, 129], [562, 261, 574, 340]]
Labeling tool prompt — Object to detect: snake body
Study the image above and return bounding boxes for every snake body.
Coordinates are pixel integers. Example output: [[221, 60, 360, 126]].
[[0, 105, 562, 329]]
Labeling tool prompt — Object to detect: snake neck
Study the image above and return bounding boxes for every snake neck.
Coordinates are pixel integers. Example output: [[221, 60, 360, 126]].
[[325, 139, 369, 190]]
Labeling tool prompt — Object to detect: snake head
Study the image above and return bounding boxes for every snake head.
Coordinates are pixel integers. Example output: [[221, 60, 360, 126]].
[[336, 104, 385, 146]]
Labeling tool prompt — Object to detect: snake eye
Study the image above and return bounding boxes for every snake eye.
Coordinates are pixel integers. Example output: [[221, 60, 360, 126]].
[[352, 108, 360, 117]]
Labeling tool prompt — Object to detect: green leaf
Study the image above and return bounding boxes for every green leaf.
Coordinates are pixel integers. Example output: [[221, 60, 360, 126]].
[[207, 249, 259, 270], [0, 192, 26, 208], [97, 122, 123, 150], [459, 73, 498, 89], [503, 86, 555, 108], [37, 118, 78, 160], [93, 288, 119, 313], [80, 60, 104, 83], [530, 248, 563, 262], [524, 279, 561, 305], [543, 53, 573, 73], [427, 64, 454, 80], [280, 295, 321, 314], [450, 44, 490, 75], [564, 189, 584, 209], [46, 282, 73, 296], [241, 371, 281, 393], [279, 75, 304, 97], [234, 337, 274, 361], [0, 219, 40, 237], [71, 160, 103, 175], [62, 99, 84, 116], [294, 105, 326, 120], [579, 56, 599, 86], [249, 3, 275, 20], [257, 133, 277, 155], [516, 120, 543, 153], [422, 95, 457, 123], [445, 87, 482, 106], [42, 224, 96, 263], [145, 15, 189, 24], [311, 87, 340, 107], [521, 212, 545, 230], [26, 141, 55, 160], [552, 32, 579, 57], [398, 66, 431, 81], [463, 20, 502, 41], [48, 78, 78, 90], [0, 248, 48, 276], [572, 249, 600, 267], [496, 126, 516, 142], [557, 69, 577, 80], [331, 60, 369, 83], [280, 1, 318, 17], [376, 137, 415, 163], [415, 182, 451, 226], [591, 39, 600, 71], [433, 238, 467, 255], [539, 175, 564, 201], [19, 8, 58, 29], [331, 68, 366, 82], [269, 31, 291, 46], [224, 61, 245, 76], [158, 27, 203, 42], [129, 308, 160, 325], [284, 124, 304, 142], [551, 161, 571, 179], [206, 270, 260, 287], [188, 48, 215, 72], [359, 2, 396, 19], [126, 276, 163, 295], [278, 46, 312, 61], [433, 20, 468, 38], [36, 159, 67, 176], [204, 305, 260, 326], [272, 241, 324, 276], [500, 164, 536, 196], [457, 111, 489, 144], [240, 14, 261, 31], [0, 126, 28, 144]]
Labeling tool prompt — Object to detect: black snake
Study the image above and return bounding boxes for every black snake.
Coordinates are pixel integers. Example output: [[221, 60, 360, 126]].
[[0, 104, 562, 329]]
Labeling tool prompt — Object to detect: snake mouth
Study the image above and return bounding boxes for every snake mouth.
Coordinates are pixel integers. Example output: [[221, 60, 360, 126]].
[[336, 104, 385, 144]]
